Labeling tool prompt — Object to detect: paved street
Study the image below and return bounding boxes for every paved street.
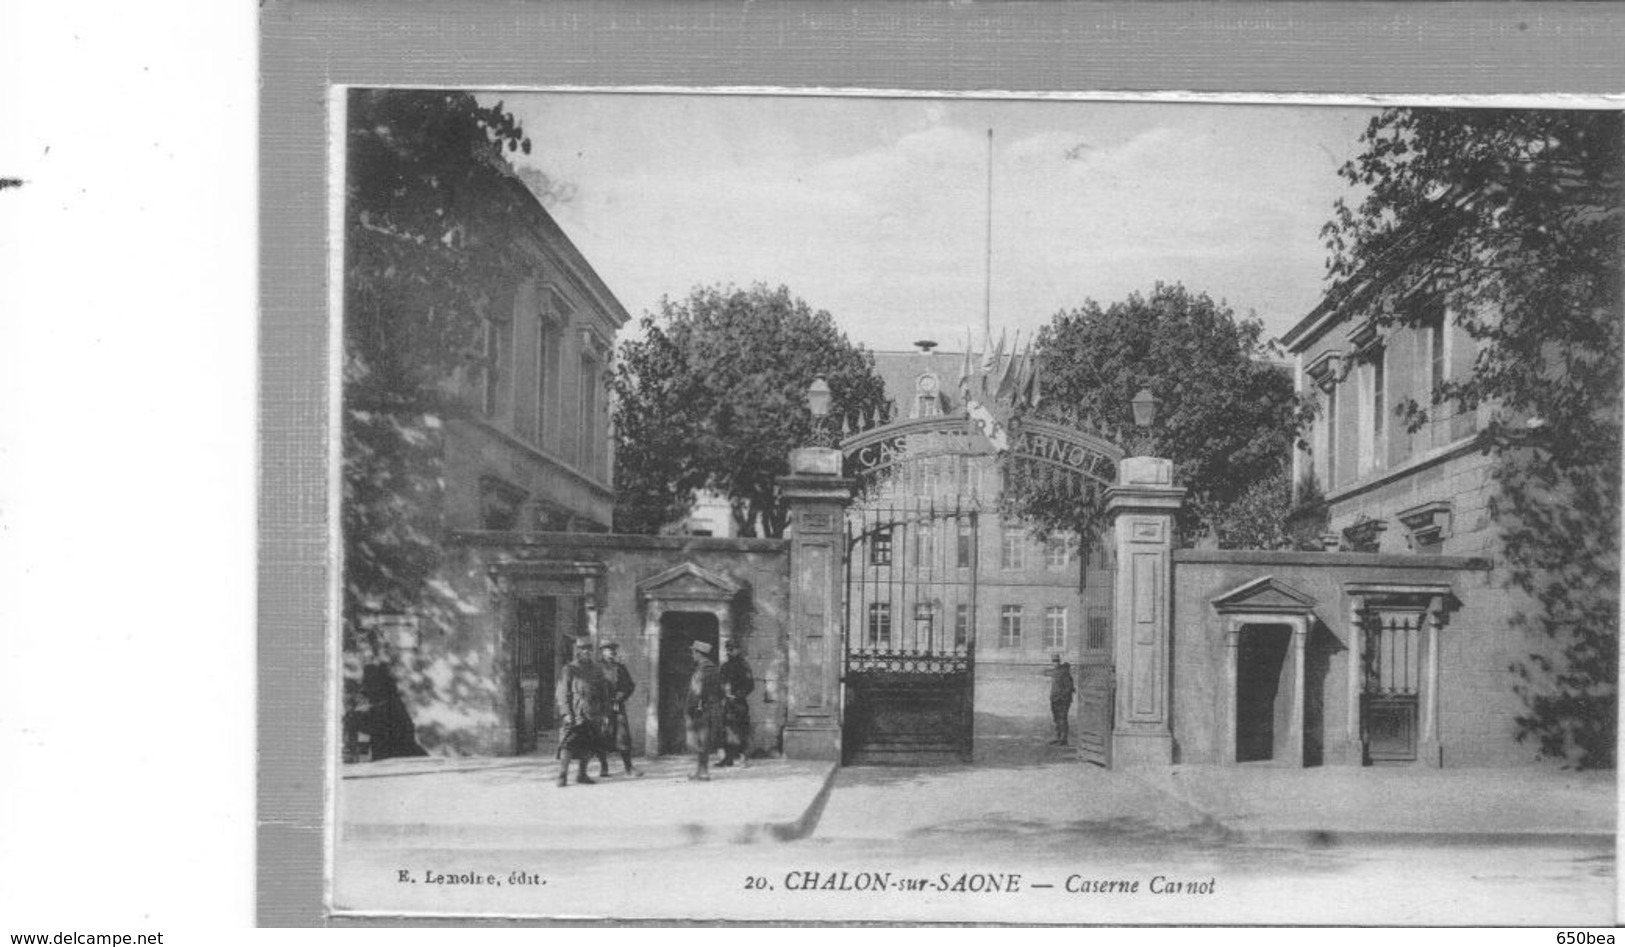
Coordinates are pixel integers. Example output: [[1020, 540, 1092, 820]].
[[333, 757, 1615, 925]]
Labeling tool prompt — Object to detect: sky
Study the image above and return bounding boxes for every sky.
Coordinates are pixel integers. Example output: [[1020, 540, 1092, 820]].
[[493, 92, 1380, 352]]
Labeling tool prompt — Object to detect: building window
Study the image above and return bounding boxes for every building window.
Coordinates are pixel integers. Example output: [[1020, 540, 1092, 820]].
[[999, 605, 1023, 649], [913, 602, 937, 645], [914, 521, 935, 570], [1324, 382, 1338, 489], [919, 457, 939, 495], [954, 604, 970, 648], [1000, 528, 1025, 570], [1372, 346, 1386, 443], [1358, 346, 1386, 476], [1044, 606, 1067, 651], [956, 522, 974, 568], [1045, 537, 1070, 570], [1429, 311, 1447, 395], [535, 323, 557, 447], [870, 528, 893, 566], [577, 354, 599, 476], [478, 317, 502, 417], [867, 603, 892, 646]]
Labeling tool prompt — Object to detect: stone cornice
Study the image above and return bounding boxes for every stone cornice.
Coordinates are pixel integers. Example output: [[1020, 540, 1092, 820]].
[[449, 531, 789, 554], [1174, 548, 1491, 571]]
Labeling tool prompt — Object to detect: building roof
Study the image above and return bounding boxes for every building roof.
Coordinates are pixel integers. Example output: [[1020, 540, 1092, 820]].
[[500, 174, 632, 330], [869, 348, 973, 414]]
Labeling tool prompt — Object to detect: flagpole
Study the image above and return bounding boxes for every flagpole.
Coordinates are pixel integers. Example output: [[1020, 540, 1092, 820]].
[[984, 128, 993, 348]]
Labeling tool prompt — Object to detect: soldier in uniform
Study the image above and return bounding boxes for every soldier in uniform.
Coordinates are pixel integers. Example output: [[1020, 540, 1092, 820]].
[[717, 639, 755, 768], [555, 637, 609, 787], [596, 641, 643, 778], [684, 640, 724, 781], [1046, 653, 1075, 746]]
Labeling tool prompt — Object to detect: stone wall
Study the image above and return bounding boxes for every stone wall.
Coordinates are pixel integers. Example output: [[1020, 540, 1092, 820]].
[[411, 532, 792, 758], [1169, 549, 1556, 768]]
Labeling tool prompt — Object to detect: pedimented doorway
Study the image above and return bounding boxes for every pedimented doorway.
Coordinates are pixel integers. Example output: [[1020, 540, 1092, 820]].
[[655, 612, 719, 754], [1211, 576, 1319, 768]]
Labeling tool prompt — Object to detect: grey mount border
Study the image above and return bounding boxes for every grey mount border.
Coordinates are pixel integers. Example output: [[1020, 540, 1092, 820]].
[[260, 0, 1625, 927]]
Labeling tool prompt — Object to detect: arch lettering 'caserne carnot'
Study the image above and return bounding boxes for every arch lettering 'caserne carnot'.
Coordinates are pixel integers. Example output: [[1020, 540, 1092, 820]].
[[842, 411, 1123, 494]]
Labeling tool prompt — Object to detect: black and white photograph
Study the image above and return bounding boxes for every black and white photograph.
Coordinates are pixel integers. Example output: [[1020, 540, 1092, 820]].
[[330, 88, 1619, 924], [9, 1, 1625, 937]]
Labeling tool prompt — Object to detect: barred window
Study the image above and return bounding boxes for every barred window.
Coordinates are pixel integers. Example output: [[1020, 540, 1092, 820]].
[[999, 605, 1023, 649], [956, 522, 974, 568], [954, 604, 970, 648]]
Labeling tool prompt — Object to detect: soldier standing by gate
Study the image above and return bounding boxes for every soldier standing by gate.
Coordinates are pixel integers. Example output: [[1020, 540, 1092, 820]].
[[718, 639, 755, 768], [597, 641, 643, 778], [556, 638, 609, 787], [685, 640, 724, 781], [1046, 653, 1075, 746]]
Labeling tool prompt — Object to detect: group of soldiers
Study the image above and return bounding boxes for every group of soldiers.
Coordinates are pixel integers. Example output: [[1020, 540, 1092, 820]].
[[554, 636, 755, 787]]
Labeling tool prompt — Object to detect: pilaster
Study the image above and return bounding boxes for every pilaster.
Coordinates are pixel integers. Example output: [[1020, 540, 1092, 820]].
[[1105, 456, 1185, 767], [779, 447, 852, 761]]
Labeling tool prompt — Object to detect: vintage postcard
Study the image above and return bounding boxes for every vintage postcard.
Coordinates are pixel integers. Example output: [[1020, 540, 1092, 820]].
[[327, 87, 1619, 924]]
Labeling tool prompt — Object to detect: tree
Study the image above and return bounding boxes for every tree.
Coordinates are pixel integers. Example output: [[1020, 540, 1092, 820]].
[[1005, 282, 1302, 546], [612, 284, 889, 537], [1322, 107, 1622, 767], [341, 90, 535, 755]]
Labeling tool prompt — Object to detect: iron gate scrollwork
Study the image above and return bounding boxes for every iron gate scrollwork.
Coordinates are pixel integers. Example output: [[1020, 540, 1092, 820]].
[[842, 502, 977, 764], [1360, 608, 1422, 763]]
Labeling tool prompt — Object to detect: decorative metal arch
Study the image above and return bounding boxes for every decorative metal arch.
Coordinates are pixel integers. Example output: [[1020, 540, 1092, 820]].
[[840, 409, 1123, 496]]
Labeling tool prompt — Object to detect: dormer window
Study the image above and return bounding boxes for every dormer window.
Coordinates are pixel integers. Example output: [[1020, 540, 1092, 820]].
[[913, 373, 943, 418]]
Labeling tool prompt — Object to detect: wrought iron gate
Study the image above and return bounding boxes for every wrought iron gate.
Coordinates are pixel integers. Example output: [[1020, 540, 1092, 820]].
[[842, 502, 977, 764], [1361, 609, 1422, 763]]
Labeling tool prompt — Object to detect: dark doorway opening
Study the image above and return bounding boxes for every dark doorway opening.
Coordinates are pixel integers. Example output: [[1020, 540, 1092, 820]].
[[658, 612, 719, 755], [512, 597, 558, 754], [1236, 624, 1291, 763]]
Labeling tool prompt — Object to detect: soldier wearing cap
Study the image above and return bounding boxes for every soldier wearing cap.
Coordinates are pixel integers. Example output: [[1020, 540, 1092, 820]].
[[717, 639, 755, 768], [1045, 653, 1075, 746], [555, 637, 609, 787], [684, 640, 725, 781], [596, 641, 643, 778]]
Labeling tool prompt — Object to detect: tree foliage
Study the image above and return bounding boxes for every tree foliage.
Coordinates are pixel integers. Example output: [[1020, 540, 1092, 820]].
[[612, 284, 889, 537], [341, 90, 537, 757], [1323, 107, 1622, 767], [1006, 282, 1302, 545]]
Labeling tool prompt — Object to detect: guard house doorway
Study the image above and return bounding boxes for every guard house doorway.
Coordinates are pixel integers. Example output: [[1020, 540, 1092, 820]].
[[656, 612, 719, 755], [512, 597, 559, 754], [1235, 624, 1292, 763]]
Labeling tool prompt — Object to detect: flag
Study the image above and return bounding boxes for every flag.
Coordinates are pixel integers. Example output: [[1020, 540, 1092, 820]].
[[1022, 354, 1042, 410], [980, 329, 1006, 394], [995, 332, 1025, 403], [957, 328, 974, 399]]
